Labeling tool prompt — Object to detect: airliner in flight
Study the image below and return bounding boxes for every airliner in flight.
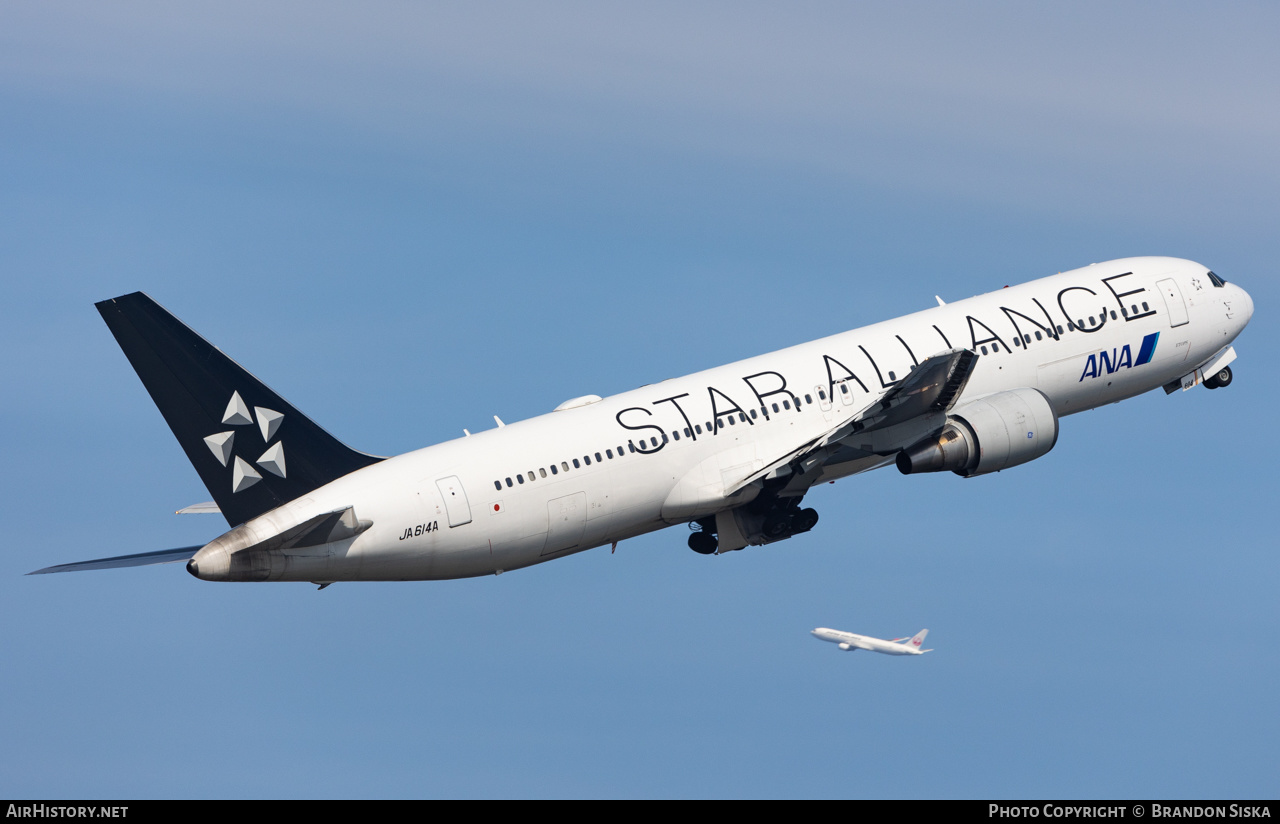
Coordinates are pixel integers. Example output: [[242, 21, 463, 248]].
[[31, 257, 1252, 585], [811, 627, 932, 655]]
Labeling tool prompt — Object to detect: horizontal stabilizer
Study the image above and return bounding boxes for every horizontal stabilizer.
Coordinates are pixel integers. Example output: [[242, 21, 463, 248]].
[[255, 506, 371, 552], [28, 546, 202, 575], [176, 501, 221, 515]]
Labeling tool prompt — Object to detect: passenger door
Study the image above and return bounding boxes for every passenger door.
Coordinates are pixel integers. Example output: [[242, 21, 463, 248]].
[[436, 475, 472, 527], [1157, 277, 1190, 328]]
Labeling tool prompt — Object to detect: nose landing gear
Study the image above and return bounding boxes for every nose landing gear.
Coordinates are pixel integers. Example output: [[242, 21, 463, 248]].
[[1204, 365, 1233, 389]]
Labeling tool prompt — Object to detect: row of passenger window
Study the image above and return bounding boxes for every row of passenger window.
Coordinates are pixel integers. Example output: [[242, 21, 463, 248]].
[[490, 298, 1160, 489], [494, 443, 631, 490], [974, 302, 1155, 356], [491, 392, 835, 491]]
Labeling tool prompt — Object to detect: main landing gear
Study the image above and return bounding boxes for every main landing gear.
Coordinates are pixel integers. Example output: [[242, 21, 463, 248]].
[[686, 504, 820, 555], [687, 527, 718, 555], [1204, 365, 1233, 389]]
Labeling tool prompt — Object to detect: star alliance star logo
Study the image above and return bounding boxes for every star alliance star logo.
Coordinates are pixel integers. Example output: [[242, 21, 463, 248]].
[[202, 391, 287, 493]]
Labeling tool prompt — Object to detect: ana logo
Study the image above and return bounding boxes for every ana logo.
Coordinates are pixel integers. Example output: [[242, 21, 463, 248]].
[[203, 391, 287, 493], [1079, 332, 1159, 382]]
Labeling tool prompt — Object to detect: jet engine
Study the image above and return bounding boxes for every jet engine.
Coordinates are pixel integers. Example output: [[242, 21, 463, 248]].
[[896, 387, 1058, 477]]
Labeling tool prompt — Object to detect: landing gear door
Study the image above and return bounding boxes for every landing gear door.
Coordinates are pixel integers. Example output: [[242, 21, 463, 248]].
[[1157, 278, 1190, 328], [436, 475, 472, 527]]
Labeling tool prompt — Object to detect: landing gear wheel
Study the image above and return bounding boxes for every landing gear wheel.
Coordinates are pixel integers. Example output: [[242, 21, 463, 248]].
[[1204, 365, 1233, 390], [688, 531, 718, 555], [762, 514, 791, 539], [790, 508, 819, 534]]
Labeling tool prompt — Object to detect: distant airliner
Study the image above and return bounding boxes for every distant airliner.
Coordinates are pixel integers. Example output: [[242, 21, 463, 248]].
[[811, 627, 932, 655], [30, 257, 1252, 584]]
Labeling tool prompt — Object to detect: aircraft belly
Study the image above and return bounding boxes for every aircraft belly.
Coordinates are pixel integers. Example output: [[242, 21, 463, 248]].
[[427, 543, 508, 579], [660, 444, 763, 524], [328, 530, 480, 580]]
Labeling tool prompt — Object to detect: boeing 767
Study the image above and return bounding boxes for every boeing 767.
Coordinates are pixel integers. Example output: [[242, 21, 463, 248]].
[[30, 257, 1252, 584]]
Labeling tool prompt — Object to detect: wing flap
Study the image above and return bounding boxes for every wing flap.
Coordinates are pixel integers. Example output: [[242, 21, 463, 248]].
[[724, 348, 977, 496]]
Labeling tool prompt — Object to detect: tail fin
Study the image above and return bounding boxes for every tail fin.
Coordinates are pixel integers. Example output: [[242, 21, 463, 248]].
[[907, 629, 929, 650], [97, 292, 383, 527]]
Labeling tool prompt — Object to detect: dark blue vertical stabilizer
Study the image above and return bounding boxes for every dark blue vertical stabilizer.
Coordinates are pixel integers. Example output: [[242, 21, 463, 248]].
[[96, 293, 384, 527]]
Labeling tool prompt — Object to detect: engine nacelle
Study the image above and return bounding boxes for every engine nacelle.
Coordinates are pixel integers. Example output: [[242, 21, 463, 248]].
[[838, 643, 853, 651], [896, 387, 1058, 477]]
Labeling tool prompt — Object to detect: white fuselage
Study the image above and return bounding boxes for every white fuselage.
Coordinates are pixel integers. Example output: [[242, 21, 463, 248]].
[[189, 257, 1253, 582], [810, 628, 924, 655]]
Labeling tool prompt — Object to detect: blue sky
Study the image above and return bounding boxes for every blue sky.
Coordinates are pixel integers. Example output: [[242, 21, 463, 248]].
[[2, 2, 1277, 798]]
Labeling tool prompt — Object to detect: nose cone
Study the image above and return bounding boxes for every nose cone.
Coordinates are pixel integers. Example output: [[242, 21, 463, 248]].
[[1226, 282, 1255, 341], [1238, 284, 1255, 326]]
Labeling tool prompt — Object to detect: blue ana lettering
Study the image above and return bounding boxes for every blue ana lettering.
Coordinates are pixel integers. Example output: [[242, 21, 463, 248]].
[[1079, 354, 1098, 381], [1080, 344, 1136, 381]]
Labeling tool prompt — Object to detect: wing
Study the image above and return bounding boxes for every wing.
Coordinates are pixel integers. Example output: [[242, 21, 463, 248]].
[[725, 348, 977, 496]]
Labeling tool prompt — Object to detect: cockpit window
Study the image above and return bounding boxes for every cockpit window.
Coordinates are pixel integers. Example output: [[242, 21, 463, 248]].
[[1208, 271, 1227, 288]]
